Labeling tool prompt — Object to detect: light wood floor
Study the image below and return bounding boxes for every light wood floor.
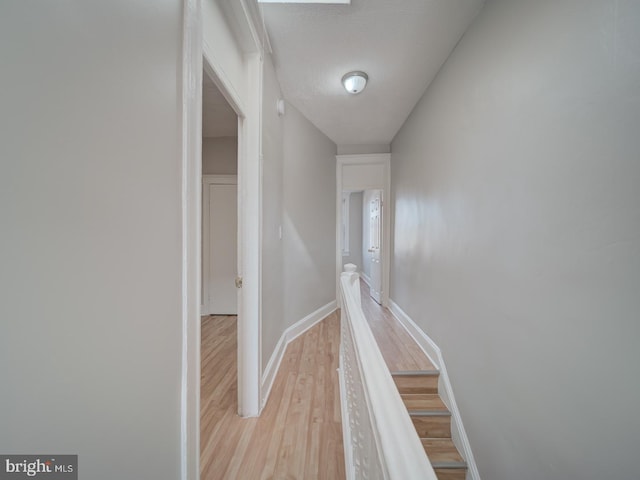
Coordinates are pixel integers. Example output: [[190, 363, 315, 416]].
[[200, 312, 345, 480], [360, 280, 435, 372], [200, 282, 433, 479]]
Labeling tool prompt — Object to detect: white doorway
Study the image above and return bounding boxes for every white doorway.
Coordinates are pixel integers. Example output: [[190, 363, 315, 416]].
[[202, 176, 238, 315], [183, 6, 264, 478], [201, 68, 239, 317], [202, 50, 263, 418], [336, 154, 391, 307]]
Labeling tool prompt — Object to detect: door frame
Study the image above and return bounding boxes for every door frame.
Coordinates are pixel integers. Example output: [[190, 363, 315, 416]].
[[201, 3, 263, 420], [336, 154, 391, 307], [202, 175, 238, 316], [181, 1, 264, 478], [180, 2, 202, 479], [201, 52, 261, 418]]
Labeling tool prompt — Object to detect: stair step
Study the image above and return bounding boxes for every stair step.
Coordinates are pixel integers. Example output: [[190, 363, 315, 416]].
[[390, 370, 440, 376], [432, 461, 468, 469], [401, 394, 448, 412], [423, 438, 467, 479], [391, 370, 439, 394], [433, 467, 468, 480], [421, 438, 465, 464], [410, 413, 451, 438]]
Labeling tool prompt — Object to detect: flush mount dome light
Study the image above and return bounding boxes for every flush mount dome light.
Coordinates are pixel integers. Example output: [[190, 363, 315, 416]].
[[342, 71, 368, 94]]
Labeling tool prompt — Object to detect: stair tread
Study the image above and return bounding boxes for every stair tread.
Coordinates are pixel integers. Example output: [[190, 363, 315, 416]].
[[411, 415, 451, 437], [410, 410, 451, 416], [402, 394, 448, 411], [433, 469, 467, 480], [432, 461, 468, 468], [392, 373, 439, 394], [391, 370, 440, 376], [421, 438, 465, 464]]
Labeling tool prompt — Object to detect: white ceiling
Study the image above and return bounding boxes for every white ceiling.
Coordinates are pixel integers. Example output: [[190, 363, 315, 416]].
[[202, 72, 237, 138], [261, 0, 485, 146]]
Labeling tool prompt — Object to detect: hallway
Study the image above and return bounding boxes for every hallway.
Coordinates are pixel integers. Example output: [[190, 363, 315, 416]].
[[200, 277, 438, 479], [200, 313, 345, 479]]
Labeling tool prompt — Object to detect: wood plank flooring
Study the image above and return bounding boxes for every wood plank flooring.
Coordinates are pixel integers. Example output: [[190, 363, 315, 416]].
[[200, 312, 345, 480], [200, 280, 437, 479], [359, 280, 436, 371]]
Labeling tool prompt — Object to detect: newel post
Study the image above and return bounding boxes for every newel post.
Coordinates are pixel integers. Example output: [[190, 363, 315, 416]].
[[342, 263, 361, 307]]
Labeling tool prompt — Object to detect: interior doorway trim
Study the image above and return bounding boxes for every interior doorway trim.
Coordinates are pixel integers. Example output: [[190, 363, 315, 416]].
[[182, 2, 264, 478], [180, 1, 203, 479], [201, 53, 262, 421], [201, 5, 264, 417], [336, 153, 391, 307]]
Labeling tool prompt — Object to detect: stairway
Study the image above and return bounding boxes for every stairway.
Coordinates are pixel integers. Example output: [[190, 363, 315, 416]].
[[392, 371, 468, 480]]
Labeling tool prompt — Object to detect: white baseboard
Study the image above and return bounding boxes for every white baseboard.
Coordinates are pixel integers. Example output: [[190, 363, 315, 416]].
[[261, 300, 338, 410], [388, 299, 481, 480], [360, 271, 371, 287], [261, 333, 287, 412]]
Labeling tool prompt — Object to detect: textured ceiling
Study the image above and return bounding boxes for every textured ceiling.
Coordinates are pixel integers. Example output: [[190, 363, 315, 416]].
[[202, 72, 237, 138], [261, 0, 485, 146]]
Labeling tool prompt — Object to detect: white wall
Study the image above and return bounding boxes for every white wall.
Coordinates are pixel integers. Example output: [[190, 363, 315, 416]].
[[260, 54, 337, 373], [202, 137, 237, 175], [343, 192, 363, 270], [283, 102, 337, 332], [390, 1, 640, 479], [337, 144, 390, 155], [0, 2, 183, 478], [261, 52, 286, 372]]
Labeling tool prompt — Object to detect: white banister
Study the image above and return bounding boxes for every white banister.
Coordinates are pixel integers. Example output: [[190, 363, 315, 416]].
[[338, 264, 437, 480]]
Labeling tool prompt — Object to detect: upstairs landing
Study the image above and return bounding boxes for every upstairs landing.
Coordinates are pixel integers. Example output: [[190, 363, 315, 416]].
[[359, 279, 435, 372]]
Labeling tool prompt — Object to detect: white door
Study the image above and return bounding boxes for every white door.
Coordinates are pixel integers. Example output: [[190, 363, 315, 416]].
[[207, 181, 237, 314], [368, 190, 382, 304]]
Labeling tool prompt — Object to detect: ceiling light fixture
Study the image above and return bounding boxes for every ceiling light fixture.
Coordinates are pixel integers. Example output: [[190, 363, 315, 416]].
[[342, 71, 368, 94]]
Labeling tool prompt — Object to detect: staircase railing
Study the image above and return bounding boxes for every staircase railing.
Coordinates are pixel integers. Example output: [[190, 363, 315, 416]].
[[338, 264, 437, 480]]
